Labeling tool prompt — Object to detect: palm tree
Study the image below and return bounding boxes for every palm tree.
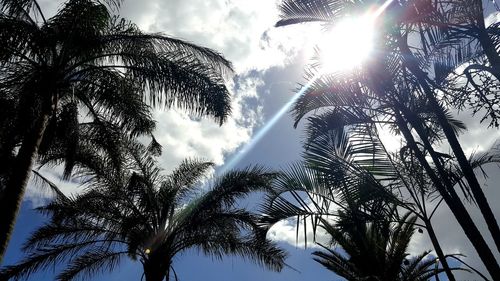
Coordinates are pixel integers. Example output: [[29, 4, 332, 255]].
[[426, 1, 500, 127], [313, 211, 445, 281], [0, 141, 286, 281], [415, 1, 500, 255], [287, 64, 498, 278], [261, 123, 471, 280], [394, 0, 500, 254], [274, 0, 500, 278], [0, 0, 233, 260], [260, 136, 451, 280], [432, 1, 500, 80]]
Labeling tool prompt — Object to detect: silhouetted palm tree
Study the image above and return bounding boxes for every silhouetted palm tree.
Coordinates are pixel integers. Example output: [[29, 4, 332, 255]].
[[313, 211, 444, 281], [260, 140, 451, 280], [0, 0, 233, 260], [430, 1, 500, 80], [0, 142, 286, 281], [260, 125, 463, 280], [274, 0, 500, 278]]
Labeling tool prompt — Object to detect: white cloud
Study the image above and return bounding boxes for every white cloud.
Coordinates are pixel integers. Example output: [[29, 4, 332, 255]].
[[154, 75, 264, 173], [120, 0, 321, 72], [267, 218, 329, 249], [116, 0, 323, 173], [455, 109, 500, 155]]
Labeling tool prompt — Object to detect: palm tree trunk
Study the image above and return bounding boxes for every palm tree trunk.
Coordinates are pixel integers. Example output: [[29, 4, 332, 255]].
[[402, 108, 489, 280], [477, 31, 500, 80], [404, 110, 500, 278], [0, 101, 52, 263], [423, 218, 456, 281], [144, 268, 165, 281], [394, 111, 500, 280], [143, 259, 170, 281], [474, 0, 500, 80], [397, 35, 500, 253]]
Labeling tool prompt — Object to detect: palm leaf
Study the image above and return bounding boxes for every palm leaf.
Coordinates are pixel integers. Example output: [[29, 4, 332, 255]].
[[276, 0, 354, 27]]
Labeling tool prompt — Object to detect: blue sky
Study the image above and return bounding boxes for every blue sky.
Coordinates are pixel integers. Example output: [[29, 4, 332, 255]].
[[3, 201, 335, 281], [4, 0, 500, 280]]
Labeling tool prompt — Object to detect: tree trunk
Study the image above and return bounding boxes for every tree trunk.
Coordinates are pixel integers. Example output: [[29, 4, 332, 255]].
[[404, 108, 495, 278], [395, 111, 500, 280], [397, 35, 500, 253], [0, 101, 52, 263], [143, 259, 170, 281], [477, 31, 500, 81], [475, 0, 500, 81], [428, 91, 500, 252], [423, 218, 456, 281], [144, 268, 166, 281]]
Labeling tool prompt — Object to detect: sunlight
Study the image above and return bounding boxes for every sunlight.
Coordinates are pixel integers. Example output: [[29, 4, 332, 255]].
[[219, 0, 395, 174], [317, 16, 375, 73]]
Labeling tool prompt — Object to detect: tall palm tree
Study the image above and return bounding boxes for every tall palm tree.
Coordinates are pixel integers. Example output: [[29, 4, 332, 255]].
[[316, 121, 500, 280], [261, 123, 473, 280], [286, 62, 497, 278], [0, 0, 233, 260], [274, 0, 500, 278], [0, 141, 286, 281], [413, 1, 500, 258], [260, 135, 451, 280]]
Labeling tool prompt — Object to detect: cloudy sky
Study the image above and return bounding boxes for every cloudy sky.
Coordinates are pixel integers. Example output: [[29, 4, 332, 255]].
[[4, 0, 500, 280]]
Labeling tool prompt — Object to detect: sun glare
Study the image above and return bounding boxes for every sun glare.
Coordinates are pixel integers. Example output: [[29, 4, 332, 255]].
[[318, 16, 375, 73]]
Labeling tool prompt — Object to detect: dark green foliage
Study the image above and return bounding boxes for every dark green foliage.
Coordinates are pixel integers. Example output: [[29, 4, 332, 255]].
[[273, 0, 500, 278], [313, 212, 445, 281], [0, 141, 286, 281], [260, 141, 452, 280], [0, 0, 235, 183], [0, 0, 235, 260]]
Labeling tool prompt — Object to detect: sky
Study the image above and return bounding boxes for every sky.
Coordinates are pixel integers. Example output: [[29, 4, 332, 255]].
[[3, 0, 500, 280]]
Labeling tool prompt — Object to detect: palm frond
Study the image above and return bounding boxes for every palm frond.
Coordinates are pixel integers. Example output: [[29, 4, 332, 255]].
[[163, 158, 214, 204], [276, 0, 353, 27], [312, 245, 360, 280], [56, 248, 125, 281], [291, 71, 372, 127], [446, 143, 500, 201], [7, 138, 286, 279], [1, 240, 118, 280], [305, 123, 399, 181], [194, 166, 277, 211], [30, 170, 66, 199]]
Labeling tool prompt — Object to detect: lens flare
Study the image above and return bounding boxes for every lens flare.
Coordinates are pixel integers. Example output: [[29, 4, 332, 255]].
[[219, 0, 394, 174], [220, 74, 322, 174]]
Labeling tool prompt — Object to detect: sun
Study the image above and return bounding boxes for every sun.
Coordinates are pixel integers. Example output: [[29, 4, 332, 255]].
[[317, 16, 375, 73]]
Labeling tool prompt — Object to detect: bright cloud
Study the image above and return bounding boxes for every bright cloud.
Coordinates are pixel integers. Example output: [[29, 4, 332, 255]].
[[116, 0, 322, 174], [153, 75, 264, 173], [121, 0, 320, 72], [267, 218, 330, 248]]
